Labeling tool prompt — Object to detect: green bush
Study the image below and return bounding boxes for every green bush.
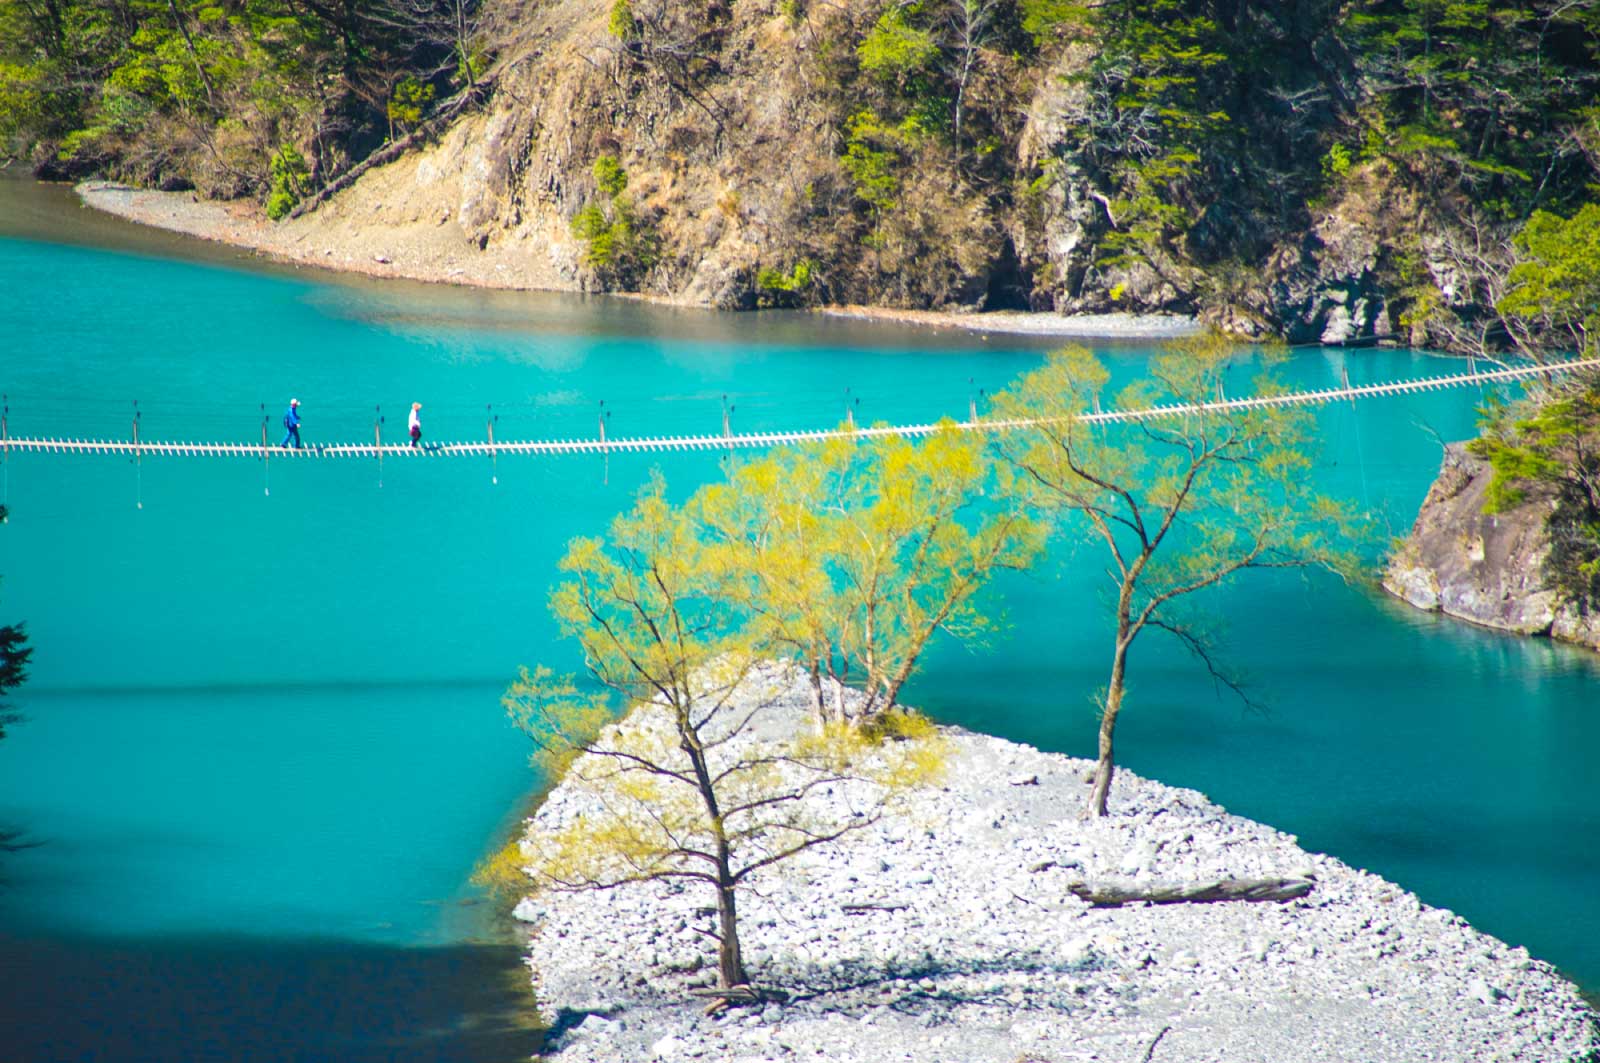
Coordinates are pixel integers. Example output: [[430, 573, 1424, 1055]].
[[593, 155, 628, 198], [755, 260, 816, 307], [608, 0, 637, 40], [387, 76, 434, 133], [571, 202, 620, 266], [265, 189, 297, 220], [1321, 143, 1353, 181], [857, 6, 937, 82], [265, 143, 310, 220], [841, 110, 905, 214], [1018, 0, 1090, 48], [571, 158, 657, 286]]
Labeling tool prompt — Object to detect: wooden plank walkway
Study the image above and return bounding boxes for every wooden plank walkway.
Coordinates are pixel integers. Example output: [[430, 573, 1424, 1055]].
[[3, 358, 1596, 460]]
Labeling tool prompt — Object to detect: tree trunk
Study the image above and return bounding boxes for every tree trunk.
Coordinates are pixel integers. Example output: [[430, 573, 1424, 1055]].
[[454, 0, 475, 86], [679, 703, 748, 990], [165, 0, 218, 111], [714, 867, 747, 989], [806, 661, 827, 728], [1085, 638, 1128, 818], [829, 668, 848, 725]]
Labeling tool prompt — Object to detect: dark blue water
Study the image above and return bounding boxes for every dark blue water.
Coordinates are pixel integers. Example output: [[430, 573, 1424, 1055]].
[[0, 181, 1596, 1059]]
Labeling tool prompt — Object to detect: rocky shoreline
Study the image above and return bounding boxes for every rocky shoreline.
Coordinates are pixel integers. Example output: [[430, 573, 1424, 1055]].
[[75, 181, 1198, 340], [1385, 444, 1600, 653], [510, 668, 1598, 1063]]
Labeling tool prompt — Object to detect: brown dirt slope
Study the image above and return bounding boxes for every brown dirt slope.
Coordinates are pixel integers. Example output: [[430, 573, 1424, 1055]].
[[266, 0, 868, 307]]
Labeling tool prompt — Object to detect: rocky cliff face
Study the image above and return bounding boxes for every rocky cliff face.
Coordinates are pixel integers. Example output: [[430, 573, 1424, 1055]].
[[19, 0, 1593, 338], [275, 0, 839, 306], [269, 0, 1486, 330], [1009, 45, 1402, 345], [1385, 444, 1600, 651]]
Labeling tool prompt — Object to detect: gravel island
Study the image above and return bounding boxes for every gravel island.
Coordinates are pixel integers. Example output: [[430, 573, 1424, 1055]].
[[511, 670, 1599, 1063]]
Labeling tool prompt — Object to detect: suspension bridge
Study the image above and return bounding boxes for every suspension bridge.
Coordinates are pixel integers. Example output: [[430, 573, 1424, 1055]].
[[2, 357, 1595, 460]]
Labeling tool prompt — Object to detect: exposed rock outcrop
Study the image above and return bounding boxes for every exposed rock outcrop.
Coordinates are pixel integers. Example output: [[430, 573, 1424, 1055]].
[[1009, 49, 1401, 339], [1384, 444, 1600, 651]]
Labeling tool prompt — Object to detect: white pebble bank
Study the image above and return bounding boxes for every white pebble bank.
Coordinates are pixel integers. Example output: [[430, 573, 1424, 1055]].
[[513, 668, 1598, 1063]]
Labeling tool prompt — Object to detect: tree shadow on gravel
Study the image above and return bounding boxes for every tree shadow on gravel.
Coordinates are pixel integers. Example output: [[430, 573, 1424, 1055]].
[[769, 952, 1117, 1016]]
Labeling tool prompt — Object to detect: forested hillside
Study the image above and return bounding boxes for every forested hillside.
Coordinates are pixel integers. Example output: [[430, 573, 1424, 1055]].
[[3, 0, 1598, 346], [0, 0, 485, 209]]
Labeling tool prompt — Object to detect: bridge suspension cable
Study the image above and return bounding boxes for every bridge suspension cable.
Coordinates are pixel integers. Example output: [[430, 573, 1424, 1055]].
[[2, 357, 1595, 460]]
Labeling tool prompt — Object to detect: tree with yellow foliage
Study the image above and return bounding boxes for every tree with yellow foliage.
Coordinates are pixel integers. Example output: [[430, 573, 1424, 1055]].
[[991, 333, 1361, 818], [503, 473, 946, 1007], [694, 423, 1043, 727]]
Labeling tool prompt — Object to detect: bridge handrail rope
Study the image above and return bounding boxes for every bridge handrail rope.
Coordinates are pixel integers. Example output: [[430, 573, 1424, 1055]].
[[3, 357, 1596, 460]]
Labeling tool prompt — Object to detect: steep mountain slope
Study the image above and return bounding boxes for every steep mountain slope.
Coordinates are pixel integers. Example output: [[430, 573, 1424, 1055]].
[[10, 0, 1598, 343], [271, 0, 1596, 342]]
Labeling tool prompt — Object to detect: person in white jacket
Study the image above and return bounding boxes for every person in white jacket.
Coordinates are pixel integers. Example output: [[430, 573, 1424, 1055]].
[[408, 402, 422, 447]]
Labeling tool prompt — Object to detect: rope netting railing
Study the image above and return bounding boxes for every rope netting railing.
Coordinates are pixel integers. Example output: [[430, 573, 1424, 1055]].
[[2, 358, 1596, 460]]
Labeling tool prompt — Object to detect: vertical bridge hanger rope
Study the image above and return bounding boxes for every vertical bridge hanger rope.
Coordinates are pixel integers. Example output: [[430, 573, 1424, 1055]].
[[2, 358, 1596, 460]]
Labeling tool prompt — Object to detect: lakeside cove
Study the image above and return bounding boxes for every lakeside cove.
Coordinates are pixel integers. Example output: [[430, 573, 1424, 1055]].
[[514, 668, 1599, 1063]]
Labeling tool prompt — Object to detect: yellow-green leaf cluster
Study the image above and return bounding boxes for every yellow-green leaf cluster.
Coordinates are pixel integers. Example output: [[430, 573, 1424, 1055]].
[[695, 424, 1042, 723]]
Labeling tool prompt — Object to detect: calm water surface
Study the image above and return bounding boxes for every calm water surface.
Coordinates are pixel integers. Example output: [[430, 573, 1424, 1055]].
[[0, 178, 1596, 1059]]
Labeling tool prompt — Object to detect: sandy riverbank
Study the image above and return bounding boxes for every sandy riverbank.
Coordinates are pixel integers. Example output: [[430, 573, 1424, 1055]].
[[513, 664, 1598, 1063], [75, 180, 562, 290], [76, 181, 1198, 339]]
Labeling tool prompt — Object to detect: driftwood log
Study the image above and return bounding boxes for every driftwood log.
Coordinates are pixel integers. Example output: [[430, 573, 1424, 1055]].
[[1068, 876, 1315, 908]]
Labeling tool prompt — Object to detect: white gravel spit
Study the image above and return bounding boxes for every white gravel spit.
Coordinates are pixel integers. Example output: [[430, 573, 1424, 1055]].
[[944, 310, 1201, 339], [513, 668, 1598, 1063], [820, 306, 1201, 340]]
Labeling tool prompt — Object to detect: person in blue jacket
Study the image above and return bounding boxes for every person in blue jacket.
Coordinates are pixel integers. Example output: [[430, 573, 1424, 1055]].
[[281, 398, 303, 449]]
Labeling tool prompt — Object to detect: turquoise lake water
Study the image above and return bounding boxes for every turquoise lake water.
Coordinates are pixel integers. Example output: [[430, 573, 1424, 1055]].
[[0, 181, 1597, 1059]]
